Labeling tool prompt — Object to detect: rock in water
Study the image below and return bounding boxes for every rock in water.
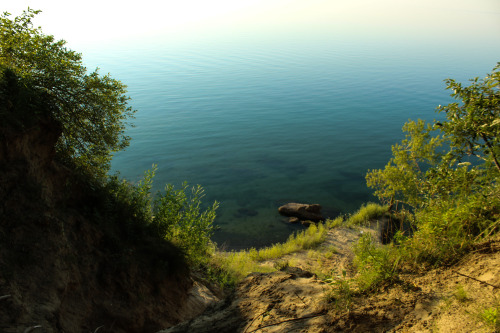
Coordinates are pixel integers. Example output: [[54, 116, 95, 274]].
[[278, 203, 324, 222]]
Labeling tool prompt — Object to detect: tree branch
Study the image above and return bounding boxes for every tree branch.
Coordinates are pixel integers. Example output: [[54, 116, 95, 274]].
[[480, 134, 500, 172], [246, 311, 327, 333], [453, 270, 499, 289]]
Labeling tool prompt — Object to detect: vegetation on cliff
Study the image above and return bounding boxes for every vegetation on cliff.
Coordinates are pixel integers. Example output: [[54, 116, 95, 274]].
[[0, 9, 218, 267], [363, 63, 499, 273], [1, 9, 134, 179]]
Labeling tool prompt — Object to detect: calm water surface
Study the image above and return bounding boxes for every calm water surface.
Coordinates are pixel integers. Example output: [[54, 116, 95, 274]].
[[85, 35, 499, 249]]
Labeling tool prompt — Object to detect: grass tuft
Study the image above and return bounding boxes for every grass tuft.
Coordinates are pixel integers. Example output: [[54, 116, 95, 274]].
[[346, 203, 388, 226]]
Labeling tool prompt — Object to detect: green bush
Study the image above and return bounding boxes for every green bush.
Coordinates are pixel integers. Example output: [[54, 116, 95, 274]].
[[106, 165, 218, 266], [352, 233, 401, 291], [154, 181, 218, 265], [366, 64, 500, 269]]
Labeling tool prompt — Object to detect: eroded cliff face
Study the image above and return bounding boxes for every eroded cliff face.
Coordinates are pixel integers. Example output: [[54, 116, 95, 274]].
[[0, 116, 205, 332]]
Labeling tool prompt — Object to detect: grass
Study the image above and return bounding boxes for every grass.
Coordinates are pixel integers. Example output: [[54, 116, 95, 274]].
[[454, 284, 469, 303], [478, 306, 498, 329], [210, 222, 331, 286], [209, 203, 389, 289], [247, 223, 329, 262], [207, 202, 399, 292], [326, 216, 344, 228], [346, 203, 388, 226]]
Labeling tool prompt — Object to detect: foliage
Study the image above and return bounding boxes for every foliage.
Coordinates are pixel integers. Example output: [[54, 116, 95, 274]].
[[345, 203, 388, 226], [438, 67, 500, 173], [153, 180, 219, 265], [0, 9, 135, 178], [365, 64, 500, 268], [106, 165, 218, 266], [105, 171, 155, 228], [0, 65, 55, 130], [352, 233, 401, 291], [454, 284, 469, 303], [478, 306, 498, 329], [366, 119, 445, 209], [325, 269, 355, 310]]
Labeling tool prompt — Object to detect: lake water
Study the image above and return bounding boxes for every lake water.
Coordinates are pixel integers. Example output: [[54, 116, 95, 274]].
[[84, 33, 499, 249]]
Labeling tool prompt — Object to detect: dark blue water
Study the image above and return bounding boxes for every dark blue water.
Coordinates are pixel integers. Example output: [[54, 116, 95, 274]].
[[84, 34, 499, 249]]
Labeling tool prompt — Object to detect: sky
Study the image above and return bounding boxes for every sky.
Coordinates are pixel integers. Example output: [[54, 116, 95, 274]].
[[3, 0, 500, 50]]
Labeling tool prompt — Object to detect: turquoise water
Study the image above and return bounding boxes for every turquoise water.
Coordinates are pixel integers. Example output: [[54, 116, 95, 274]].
[[85, 35, 499, 249]]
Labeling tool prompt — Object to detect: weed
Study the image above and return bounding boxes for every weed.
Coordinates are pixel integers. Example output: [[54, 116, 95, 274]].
[[353, 233, 401, 291], [454, 284, 469, 303], [346, 203, 388, 226], [478, 306, 498, 329], [325, 270, 354, 310], [326, 216, 344, 228], [273, 260, 289, 271]]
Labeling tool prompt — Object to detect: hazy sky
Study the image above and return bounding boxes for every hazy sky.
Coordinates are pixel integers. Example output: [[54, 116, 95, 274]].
[[4, 0, 500, 48]]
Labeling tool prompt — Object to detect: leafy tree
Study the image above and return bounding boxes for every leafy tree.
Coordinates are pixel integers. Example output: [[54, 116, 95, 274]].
[[365, 64, 500, 266], [367, 63, 500, 212], [0, 9, 135, 178], [437, 65, 500, 172]]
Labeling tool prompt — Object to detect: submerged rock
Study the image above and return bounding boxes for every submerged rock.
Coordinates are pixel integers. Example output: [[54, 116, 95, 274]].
[[234, 207, 258, 218], [278, 203, 324, 222]]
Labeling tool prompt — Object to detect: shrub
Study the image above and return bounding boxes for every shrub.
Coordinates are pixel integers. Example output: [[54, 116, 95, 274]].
[[352, 233, 401, 291], [107, 165, 218, 266], [366, 64, 500, 269], [154, 181, 218, 265], [325, 270, 354, 310]]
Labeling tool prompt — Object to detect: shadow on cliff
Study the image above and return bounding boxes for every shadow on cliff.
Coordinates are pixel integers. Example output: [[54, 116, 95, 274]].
[[0, 67, 201, 332]]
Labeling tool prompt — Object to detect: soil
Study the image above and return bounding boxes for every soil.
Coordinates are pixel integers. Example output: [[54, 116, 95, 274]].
[[0, 117, 216, 332], [162, 227, 500, 333]]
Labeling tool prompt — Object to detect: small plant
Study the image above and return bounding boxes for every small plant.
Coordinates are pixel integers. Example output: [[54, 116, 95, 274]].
[[273, 260, 289, 271], [353, 233, 400, 291], [478, 306, 498, 329], [454, 284, 469, 303], [325, 270, 354, 310]]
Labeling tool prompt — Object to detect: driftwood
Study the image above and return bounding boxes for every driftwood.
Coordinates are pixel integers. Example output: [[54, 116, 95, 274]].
[[245, 311, 327, 333]]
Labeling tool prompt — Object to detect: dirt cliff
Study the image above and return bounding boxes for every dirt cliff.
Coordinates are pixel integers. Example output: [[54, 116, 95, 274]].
[[0, 113, 217, 332]]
